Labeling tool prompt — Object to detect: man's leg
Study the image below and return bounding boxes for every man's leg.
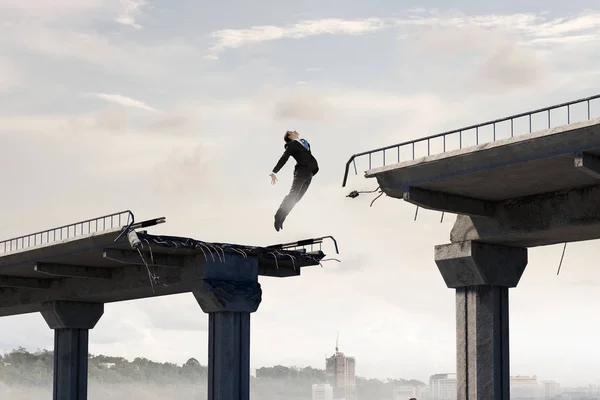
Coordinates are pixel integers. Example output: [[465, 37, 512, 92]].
[[280, 176, 311, 228], [275, 170, 312, 229]]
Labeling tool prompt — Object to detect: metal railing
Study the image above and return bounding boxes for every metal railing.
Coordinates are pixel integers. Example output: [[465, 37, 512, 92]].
[[267, 236, 339, 254], [342, 93, 600, 187], [0, 210, 135, 255]]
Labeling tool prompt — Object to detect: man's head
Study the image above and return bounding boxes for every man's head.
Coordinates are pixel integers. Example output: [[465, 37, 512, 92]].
[[284, 130, 299, 143]]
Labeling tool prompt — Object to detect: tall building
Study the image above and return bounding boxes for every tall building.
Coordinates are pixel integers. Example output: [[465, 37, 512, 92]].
[[589, 383, 600, 398], [540, 380, 561, 398], [429, 373, 456, 400], [325, 337, 356, 400], [418, 385, 430, 400], [393, 385, 418, 400], [313, 383, 334, 400], [510, 375, 540, 399]]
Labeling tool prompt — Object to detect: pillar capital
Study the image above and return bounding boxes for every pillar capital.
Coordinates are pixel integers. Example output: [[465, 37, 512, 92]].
[[193, 279, 262, 313], [435, 241, 527, 288], [41, 301, 104, 330]]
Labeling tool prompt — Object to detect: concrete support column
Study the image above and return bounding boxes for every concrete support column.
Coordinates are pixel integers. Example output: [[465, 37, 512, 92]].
[[435, 241, 528, 400], [40, 301, 104, 400], [193, 279, 262, 400]]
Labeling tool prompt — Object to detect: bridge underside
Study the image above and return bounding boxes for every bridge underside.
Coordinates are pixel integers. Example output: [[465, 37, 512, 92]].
[[0, 228, 325, 317], [366, 118, 600, 247]]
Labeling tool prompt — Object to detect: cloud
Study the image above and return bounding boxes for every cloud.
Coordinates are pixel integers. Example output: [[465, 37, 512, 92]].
[[0, 0, 146, 29], [1, 22, 194, 80], [89, 107, 130, 132], [472, 43, 546, 91], [257, 86, 337, 122], [137, 295, 208, 332], [85, 92, 158, 112], [115, 0, 147, 29], [206, 11, 600, 61], [207, 17, 388, 58], [144, 114, 191, 133], [394, 11, 600, 93], [254, 85, 451, 124], [59, 108, 197, 137], [397, 10, 600, 48], [153, 142, 220, 195], [0, 0, 105, 17], [0, 57, 20, 92]]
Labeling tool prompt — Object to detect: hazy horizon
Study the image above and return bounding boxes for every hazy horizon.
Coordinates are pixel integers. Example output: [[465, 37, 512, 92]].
[[1, 347, 593, 400], [1, 0, 600, 390]]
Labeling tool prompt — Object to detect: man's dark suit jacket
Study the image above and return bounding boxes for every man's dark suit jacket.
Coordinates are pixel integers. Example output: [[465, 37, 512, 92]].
[[272, 139, 319, 176]]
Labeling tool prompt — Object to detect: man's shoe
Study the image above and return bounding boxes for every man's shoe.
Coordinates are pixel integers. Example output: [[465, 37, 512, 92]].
[[274, 216, 282, 232]]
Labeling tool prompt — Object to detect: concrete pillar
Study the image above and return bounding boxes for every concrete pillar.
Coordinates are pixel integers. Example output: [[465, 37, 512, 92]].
[[193, 279, 262, 400], [40, 301, 104, 400], [435, 241, 528, 400]]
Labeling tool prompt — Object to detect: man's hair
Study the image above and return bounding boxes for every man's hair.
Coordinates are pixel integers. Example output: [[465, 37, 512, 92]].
[[284, 130, 295, 143]]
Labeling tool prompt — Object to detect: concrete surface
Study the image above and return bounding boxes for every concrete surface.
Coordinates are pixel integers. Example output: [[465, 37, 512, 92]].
[[0, 229, 324, 317], [206, 312, 252, 400], [450, 183, 600, 247], [194, 277, 262, 400], [435, 241, 527, 288], [456, 286, 510, 400], [41, 301, 104, 400], [41, 301, 104, 329], [194, 280, 262, 313], [366, 117, 600, 202], [363, 117, 600, 248], [436, 241, 527, 400]]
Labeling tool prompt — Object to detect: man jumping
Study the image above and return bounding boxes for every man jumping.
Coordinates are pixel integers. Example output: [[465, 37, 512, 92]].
[[270, 130, 319, 232]]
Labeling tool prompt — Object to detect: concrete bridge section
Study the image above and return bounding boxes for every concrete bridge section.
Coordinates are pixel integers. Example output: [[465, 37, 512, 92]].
[[0, 210, 336, 400], [342, 94, 600, 400]]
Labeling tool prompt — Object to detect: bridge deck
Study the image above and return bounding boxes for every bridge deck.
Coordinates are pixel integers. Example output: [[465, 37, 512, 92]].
[[0, 212, 330, 317], [366, 118, 600, 201]]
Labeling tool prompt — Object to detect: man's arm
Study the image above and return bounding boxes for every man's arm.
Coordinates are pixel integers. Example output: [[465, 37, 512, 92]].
[[272, 148, 291, 174]]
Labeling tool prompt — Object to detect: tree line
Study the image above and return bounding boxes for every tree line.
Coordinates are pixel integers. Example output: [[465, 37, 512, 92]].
[[0, 348, 425, 400], [0, 347, 206, 386]]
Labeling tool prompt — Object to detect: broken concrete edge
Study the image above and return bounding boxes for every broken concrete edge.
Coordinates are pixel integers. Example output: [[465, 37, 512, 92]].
[[434, 241, 528, 288], [193, 279, 262, 313], [136, 232, 328, 267]]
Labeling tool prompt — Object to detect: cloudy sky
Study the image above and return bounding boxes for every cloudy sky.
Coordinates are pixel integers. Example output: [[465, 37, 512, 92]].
[[1, 0, 600, 388]]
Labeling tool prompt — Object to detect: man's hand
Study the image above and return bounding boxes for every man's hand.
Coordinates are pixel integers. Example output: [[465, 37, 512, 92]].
[[269, 173, 278, 185]]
